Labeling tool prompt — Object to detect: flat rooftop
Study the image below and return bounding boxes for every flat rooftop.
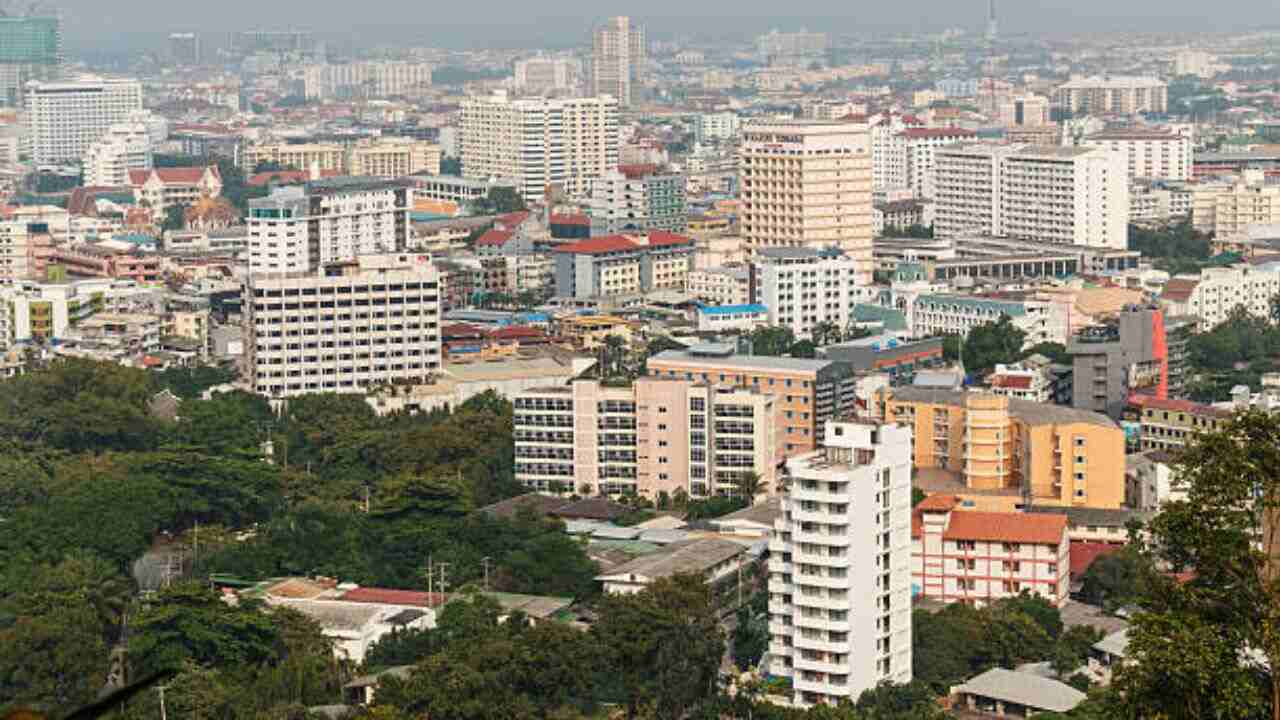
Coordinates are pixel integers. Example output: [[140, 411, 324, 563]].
[[649, 349, 837, 374]]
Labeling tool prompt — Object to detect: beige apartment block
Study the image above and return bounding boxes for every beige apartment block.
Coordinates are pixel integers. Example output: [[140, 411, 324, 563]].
[[1053, 76, 1168, 116], [1081, 129, 1192, 182], [243, 142, 346, 175], [512, 378, 778, 499], [592, 16, 645, 107], [1192, 176, 1280, 238], [350, 138, 442, 177], [739, 120, 874, 282]]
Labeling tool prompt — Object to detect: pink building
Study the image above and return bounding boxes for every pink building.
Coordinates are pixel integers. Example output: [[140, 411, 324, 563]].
[[51, 244, 162, 283], [911, 495, 1071, 607]]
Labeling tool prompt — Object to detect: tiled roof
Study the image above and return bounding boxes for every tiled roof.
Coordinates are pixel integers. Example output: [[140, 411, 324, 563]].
[[488, 325, 546, 340], [915, 494, 961, 512], [1160, 278, 1199, 302], [1127, 393, 1232, 418], [1070, 542, 1120, 577], [339, 587, 445, 607], [475, 229, 515, 247], [942, 510, 1069, 545], [550, 213, 590, 226], [551, 235, 640, 255], [646, 230, 695, 248], [618, 163, 660, 178], [495, 211, 531, 229], [130, 166, 217, 186], [990, 374, 1033, 390], [441, 323, 486, 338]]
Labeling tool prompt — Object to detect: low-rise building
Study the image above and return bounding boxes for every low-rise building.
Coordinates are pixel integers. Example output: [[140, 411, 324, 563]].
[[128, 166, 223, 217], [687, 265, 750, 306], [587, 165, 688, 235], [820, 334, 945, 385], [1123, 394, 1231, 452], [987, 363, 1053, 403], [912, 495, 1070, 606], [551, 232, 694, 300], [1159, 264, 1280, 330], [597, 538, 749, 594], [910, 294, 1067, 347], [953, 668, 1086, 717], [696, 303, 768, 333]]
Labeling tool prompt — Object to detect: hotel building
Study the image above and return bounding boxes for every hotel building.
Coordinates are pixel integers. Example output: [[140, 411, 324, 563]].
[[25, 77, 143, 165]]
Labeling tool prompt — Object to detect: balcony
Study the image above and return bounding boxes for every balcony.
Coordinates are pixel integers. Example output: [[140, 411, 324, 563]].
[[793, 657, 852, 676]]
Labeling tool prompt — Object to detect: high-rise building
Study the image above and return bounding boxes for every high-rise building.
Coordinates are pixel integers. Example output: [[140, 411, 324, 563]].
[[169, 32, 200, 65], [998, 95, 1051, 128], [247, 178, 412, 275], [1053, 76, 1168, 116], [1190, 174, 1280, 238], [754, 247, 876, 340], [24, 77, 143, 166], [82, 121, 152, 187], [695, 112, 741, 145], [756, 29, 829, 67], [302, 61, 433, 101], [231, 30, 314, 56], [1067, 305, 1171, 420], [1081, 129, 1192, 182], [739, 120, 874, 279], [934, 144, 1129, 249], [767, 419, 914, 707], [460, 92, 619, 202], [0, 13, 61, 107], [900, 127, 978, 200], [512, 378, 778, 498], [550, 231, 694, 300], [591, 16, 645, 107], [244, 253, 442, 399], [587, 165, 688, 235], [986, 0, 998, 41]]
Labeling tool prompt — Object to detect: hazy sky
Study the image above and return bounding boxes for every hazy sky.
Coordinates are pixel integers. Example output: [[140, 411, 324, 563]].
[[55, 1, 1279, 52]]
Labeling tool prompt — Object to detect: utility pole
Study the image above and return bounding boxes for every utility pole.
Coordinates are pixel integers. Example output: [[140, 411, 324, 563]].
[[426, 556, 433, 597], [156, 684, 168, 720], [481, 556, 491, 590], [437, 562, 450, 596]]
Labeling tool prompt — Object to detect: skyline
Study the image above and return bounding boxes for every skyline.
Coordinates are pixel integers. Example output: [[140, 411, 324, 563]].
[[50, 1, 1280, 53]]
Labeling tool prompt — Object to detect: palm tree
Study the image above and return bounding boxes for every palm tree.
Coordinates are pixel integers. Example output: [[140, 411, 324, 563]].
[[603, 334, 628, 378], [736, 470, 766, 506]]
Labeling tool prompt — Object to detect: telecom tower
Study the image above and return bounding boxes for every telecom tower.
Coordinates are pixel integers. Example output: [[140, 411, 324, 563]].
[[986, 0, 998, 42]]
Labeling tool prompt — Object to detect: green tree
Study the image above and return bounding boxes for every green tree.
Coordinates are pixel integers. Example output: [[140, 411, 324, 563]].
[[961, 315, 1027, 378], [788, 339, 818, 359], [1112, 410, 1280, 718], [163, 203, 189, 231], [1078, 545, 1148, 611], [731, 605, 768, 671], [129, 583, 280, 676], [749, 326, 797, 357], [1021, 342, 1070, 366], [592, 574, 725, 719]]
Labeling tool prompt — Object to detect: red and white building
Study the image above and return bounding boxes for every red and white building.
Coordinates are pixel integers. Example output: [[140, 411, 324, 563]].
[[129, 166, 224, 218], [911, 495, 1071, 607]]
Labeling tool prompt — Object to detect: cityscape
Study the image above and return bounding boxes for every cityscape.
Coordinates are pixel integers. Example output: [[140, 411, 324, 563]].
[[2, 2, 1280, 719]]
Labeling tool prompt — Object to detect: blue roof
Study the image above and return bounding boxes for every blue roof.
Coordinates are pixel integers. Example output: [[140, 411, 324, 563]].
[[698, 304, 768, 316]]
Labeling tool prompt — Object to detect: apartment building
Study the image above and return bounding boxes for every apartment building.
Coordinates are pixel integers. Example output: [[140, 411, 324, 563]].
[[987, 363, 1053, 403], [349, 138, 442, 178], [934, 144, 1129, 250], [1053, 76, 1168, 116], [739, 120, 874, 280], [1160, 264, 1280, 330], [460, 93, 619, 202], [767, 420, 913, 707], [998, 95, 1051, 128], [870, 112, 924, 195], [242, 142, 346, 175], [912, 495, 1070, 607], [1081, 130, 1192, 182], [696, 112, 741, 144], [884, 389, 1126, 511], [82, 121, 152, 187], [244, 253, 442, 399], [25, 77, 144, 165], [247, 178, 412, 275], [512, 378, 778, 498], [909, 294, 1067, 347], [50, 244, 161, 283], [900, 127, 978, 200], [128, 166, 223, 216], [648, 344, 857, 457], [687, 265, 750, 305], [1130, 180, 1194, 224], [1067, 306, 1172, 419], [587, 165, 687, 235], [754, 247, 875, 340], [550, 231, 694, 300], [301, 61, 433, 101], [0, 14, 61, 108], [1191, 176, 1280, 238], [513, 56, 580, 94], [0, 277, 154, 348], [591, 16, 645, 107], [757, 29, 829, 67], [1125, 395, 1231, 453], [0, 219, 37, 280]]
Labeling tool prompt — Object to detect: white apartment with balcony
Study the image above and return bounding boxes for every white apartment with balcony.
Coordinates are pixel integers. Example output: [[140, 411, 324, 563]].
[[934, 144, 1129, 250], [1081, 129, 1192, 182], [739, 120, 874, 280], [244, 253, 442, 399], [460, 92, 619, 202], [768, 420, 913, 708], [25, 76, 144, 165], [1160, 264, 1280, 330], [248, 178, 413, 275], [82, 120, 152, 187], [755, 247, 877, 339], [911, 495, 1071, 607]]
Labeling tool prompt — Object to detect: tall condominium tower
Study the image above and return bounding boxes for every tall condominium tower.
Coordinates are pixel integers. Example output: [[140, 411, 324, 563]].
[[0, 13, 61, 107], [25, 77, 143, 165], [461, 92, 619, 203], [591, 16, 645, 107], [768, 420, 914, 707], [739, 120, 874, 282]]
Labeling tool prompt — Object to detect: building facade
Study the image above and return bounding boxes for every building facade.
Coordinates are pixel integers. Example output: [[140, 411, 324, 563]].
[[460, 93, 620, 202], [0, 14, 61, 107], [1067, 306, 1171, 419], [934, 144, 1129, 250], [551, 231, 694, 300], [1053, 76, 1168, 116], [1081, 130, 1192, 182], [591, 16, 645, 107], [83, 121, 153, 187], [767, 420, 914, 707], [244, 254, 442, 399], [513, 378, 778, 498], [25, 77, 143, 165], [248, 178, 412, 275], [754, 247, 875, 339], [740, 120, 874, 279], [1160, 264, 1280, 330], [587, 165, 688, 235]]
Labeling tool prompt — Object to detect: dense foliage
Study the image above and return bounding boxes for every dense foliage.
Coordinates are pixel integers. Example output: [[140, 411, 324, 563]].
[[1184, 306, 1280, 401], [1128, 220, 1214, 275]]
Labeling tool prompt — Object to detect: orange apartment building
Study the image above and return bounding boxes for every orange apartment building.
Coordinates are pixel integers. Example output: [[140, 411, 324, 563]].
[[883, 388, 1126, 511], [911, 494, 1071, 606], [646, 344, 857, 457]]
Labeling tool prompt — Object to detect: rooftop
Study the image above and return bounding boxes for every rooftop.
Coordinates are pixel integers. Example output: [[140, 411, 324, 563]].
[[597, 538, 746, 581], [889, 387, 1119, 429], [698, 304, 768, 316], [649, 349, 839, 374], [957, 668, 1086, 713], [942, 510, 1069, 545]]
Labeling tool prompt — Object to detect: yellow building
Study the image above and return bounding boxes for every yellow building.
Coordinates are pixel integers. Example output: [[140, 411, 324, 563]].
[[350, 138, 442, 177], [242, 142, 346, 174], [557, 314, 636, 350], [884, 387, 1126, 511]]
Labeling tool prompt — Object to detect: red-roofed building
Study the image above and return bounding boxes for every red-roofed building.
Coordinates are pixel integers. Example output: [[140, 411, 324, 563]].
[[1124, 393, 1233, 452], [551, 231, 694, 299], [338, 587, 447, 608], [1069, 542, 1120, 579], [987, 363, 1052, 402], [550, 212, 591, 240], [912, 499, 1071, 606], [129, 165, 223, 218]]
